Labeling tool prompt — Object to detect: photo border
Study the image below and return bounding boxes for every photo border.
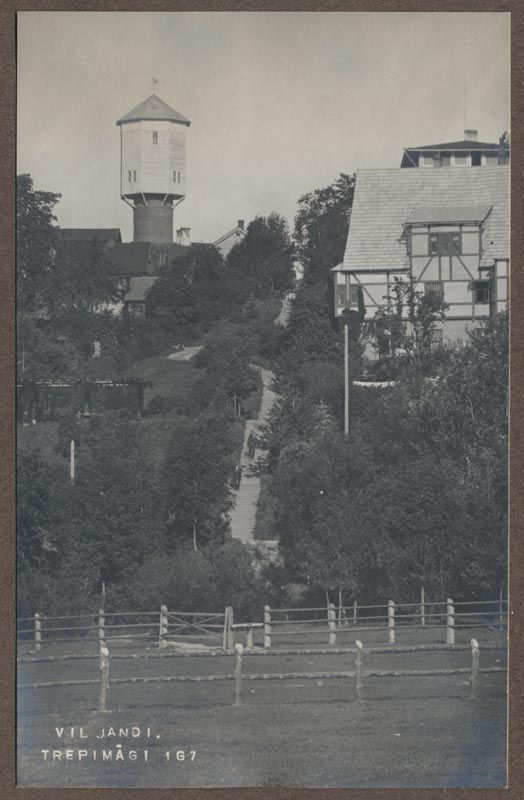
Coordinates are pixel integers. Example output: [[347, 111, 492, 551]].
[[1, 2, 522, 799]]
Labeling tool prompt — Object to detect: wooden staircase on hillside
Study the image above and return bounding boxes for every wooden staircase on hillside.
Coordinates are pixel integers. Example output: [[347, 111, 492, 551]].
[[229, 368, 279, 564]]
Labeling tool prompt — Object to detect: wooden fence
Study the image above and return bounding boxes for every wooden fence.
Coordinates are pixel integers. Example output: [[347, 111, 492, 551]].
[[17, 597, 507, 653], [18, 639, 506, 709], [262, 597, 508, 648], [17, 606, 232, 652]]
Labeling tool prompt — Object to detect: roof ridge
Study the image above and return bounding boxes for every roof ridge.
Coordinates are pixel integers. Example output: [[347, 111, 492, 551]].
[[117, 94, 190, 126]]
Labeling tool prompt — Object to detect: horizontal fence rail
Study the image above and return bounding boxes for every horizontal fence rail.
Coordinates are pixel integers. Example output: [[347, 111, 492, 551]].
[[18, 639, 506, 709], [17, 596, 507, 654], [262, 597, 508, 648], [17, 606, 233, 652]]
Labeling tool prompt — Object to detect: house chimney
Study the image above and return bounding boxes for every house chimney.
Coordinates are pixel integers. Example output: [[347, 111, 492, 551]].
[[237, 219, 245, 231], [464, 129, 478, 142], [179, 227, 191, 247]]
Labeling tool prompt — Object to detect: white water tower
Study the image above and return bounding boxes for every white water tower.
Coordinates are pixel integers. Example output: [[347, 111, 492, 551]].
[[116, 93, 190, 242]]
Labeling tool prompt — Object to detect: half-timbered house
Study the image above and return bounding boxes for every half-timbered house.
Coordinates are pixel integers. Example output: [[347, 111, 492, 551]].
[[332, 164, 509, 352]]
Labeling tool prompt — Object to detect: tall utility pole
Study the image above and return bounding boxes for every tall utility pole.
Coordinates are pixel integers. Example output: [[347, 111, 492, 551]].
[[344, 323, 349, 437], [70, 439, 75, 484]]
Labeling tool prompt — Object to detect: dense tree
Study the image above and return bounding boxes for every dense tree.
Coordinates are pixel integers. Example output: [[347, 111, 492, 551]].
[[108, 539, 269, 621], [191, 321, 259, 415], [226, 213, 294, 298], [257, 314, 508, 602], [16, 174, 61, 313], [162, 415, 234, 551], [17, 174, 122, 379], [17, 448, 58, 572], [294, 173, 355, 286], [280, 284, 341, 365], [366, 276, 448, 357]]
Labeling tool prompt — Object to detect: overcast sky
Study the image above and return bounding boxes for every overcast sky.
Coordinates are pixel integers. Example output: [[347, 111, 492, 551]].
[[17, 11, 509, 244]]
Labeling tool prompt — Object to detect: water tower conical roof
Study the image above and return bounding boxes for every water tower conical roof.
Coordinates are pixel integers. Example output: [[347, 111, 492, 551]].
[[116, 94, 190, 126]]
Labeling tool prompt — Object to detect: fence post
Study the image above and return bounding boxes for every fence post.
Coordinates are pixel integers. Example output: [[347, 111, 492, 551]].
[[222, 607, 228, 651], [233, 643, 244, 706], [499, 588, 504, 633], [355, 640, 363, 701], [420, 586, 426, 627], [98, 645, 110, 712], [263, 605, 272, 649], [227, 606, 234, 650], [353, 598, 357, 627], [328, 603, 337, 645], [34, 612, 42, 653], [98, 607, 106, 649], [159, 604, 168, 649], [469, 638, 479, 700], [388, 600, 395, 645], [246, 625, 254, 650], [446, 597, 455, 645]]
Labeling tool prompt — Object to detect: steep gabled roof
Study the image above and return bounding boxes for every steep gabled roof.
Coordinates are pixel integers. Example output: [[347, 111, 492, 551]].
[[213, 224, 247, 248], [124, 276, 158, 303], [116, 94, 190, 126], [59, 228, 122, 245], [339, 165, 509, 272]]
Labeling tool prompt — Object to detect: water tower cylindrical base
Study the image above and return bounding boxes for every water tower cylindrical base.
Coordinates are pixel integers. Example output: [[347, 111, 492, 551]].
[[133, 199, 174, 243]]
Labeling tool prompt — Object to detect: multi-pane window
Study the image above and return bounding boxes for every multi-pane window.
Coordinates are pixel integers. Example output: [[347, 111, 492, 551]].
[[153, 131, 158, 145], [432, 153, 451, 167], [336, 285, 347, 307], [425, 281, 444, 299], [429, 232, 461, 256], [133, 170, 136, 182], [349, 284, 360, 306], [470, 280, 490, 304], [128, 170, 132, 182]]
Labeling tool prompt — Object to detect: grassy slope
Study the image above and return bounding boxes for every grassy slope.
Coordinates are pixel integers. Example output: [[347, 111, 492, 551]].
[[17, 644, 506, 788], [122, 354, 199, 408], [18, 350, 257, 476]]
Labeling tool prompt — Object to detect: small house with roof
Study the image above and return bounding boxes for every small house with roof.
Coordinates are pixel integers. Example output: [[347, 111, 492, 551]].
[[332, 164, 509, 351], [212, 220, 247, 257], [401, 129, 509, 169]]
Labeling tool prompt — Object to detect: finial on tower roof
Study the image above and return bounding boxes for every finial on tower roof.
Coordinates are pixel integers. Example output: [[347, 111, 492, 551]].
[[151, 77, 159, 95]]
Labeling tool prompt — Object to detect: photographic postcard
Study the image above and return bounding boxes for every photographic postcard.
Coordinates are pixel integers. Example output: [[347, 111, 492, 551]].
[[9, 7, 519, 793]]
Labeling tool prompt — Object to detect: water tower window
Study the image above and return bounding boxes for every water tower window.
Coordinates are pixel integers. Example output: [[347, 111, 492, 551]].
[[128, 170, 132, 182], [133, 170, 136, 182], [153, 131, 158, 145]]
